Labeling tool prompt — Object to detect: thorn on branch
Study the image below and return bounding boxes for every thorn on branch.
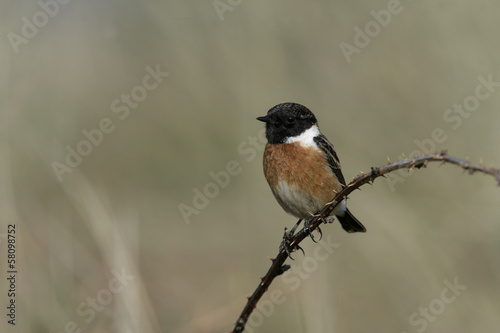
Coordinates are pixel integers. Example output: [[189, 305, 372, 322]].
[[413, 160, 427, 169], [278, 264, 291, 276]]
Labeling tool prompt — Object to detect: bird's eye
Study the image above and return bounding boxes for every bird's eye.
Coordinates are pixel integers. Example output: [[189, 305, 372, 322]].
[[286, 117, 295, 124]]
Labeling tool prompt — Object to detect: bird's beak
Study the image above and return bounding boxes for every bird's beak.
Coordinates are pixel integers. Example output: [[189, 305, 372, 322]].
[[257, 115, 269, 122]]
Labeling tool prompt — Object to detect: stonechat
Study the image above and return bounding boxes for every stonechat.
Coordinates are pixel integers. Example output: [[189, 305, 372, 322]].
[[257, 103, 366, 236]]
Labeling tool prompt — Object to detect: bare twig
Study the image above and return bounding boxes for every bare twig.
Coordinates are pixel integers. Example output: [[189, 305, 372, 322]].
[[231, 150, 500, 333]]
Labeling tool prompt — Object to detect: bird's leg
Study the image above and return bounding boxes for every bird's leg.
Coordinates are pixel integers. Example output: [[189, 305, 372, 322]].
[[288, 218, 303, 236]]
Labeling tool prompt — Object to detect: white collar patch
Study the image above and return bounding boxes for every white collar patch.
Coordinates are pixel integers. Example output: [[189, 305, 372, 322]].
[[285, 125, 320, 147]]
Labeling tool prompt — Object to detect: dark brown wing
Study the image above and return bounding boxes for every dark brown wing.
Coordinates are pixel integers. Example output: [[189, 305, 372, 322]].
[[314, 134, 366, 233], [313, 134, 346, 185]]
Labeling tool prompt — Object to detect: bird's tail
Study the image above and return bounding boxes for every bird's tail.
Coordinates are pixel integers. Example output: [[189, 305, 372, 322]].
[[336, 208, 366, 233]]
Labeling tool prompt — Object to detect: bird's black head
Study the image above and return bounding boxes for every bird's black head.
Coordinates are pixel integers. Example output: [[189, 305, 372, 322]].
[[257, 103, 317, 144]]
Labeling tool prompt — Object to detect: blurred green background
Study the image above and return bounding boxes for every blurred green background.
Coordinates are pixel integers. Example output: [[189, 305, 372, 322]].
[[1, 1, 499, 332]]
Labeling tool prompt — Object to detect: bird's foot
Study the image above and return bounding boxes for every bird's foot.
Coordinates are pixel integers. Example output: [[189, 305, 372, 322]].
[[279, 221, 305, 260], [304, 217, 323, 243]]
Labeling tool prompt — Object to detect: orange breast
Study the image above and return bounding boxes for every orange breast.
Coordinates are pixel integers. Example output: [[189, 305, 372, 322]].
[[263, 142, 341, 217]]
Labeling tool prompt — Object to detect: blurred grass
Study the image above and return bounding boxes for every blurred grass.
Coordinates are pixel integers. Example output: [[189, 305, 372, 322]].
[[1, 0, 499, 332]]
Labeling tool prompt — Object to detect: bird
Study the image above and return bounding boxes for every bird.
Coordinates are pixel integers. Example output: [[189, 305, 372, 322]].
[[257, 102, 366, 241]]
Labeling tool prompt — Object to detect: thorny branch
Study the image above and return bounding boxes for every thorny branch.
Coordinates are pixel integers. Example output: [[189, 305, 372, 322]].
[[231, 150, 500, 333]]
